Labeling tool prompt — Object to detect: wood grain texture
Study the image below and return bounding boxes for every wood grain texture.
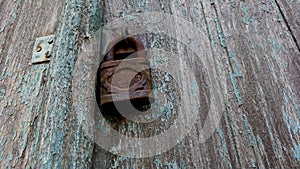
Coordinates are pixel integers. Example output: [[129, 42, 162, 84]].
[[0, 0, 299, 168], [275, 0, 300, 49], [0, 0, 99, 168]]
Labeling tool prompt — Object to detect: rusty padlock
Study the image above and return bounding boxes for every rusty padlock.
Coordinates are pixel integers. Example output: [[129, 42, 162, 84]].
[[98, 32, 153, 108]]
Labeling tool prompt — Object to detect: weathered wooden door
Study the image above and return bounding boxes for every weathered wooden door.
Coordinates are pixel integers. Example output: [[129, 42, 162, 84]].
[[0, 0, 300, 168]]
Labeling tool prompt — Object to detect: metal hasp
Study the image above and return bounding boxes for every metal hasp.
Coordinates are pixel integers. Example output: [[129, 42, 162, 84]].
[[98, 33, 153, 108], [31, 34, 55, 64]]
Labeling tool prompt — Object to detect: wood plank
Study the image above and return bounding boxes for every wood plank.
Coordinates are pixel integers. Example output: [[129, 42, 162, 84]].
[[0, 0, 65, 168], [0, 0, 299, 168], [202, 0, 300, 168], [275, 0, 300, 49]]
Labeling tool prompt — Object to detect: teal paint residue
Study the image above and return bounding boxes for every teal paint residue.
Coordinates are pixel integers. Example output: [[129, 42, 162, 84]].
[[142, 0, 146, 6], [270, 0, 276, 8], [250, 158, 256, 168], [229, 71, 243, 106], [98, 118, 109, 135], [283, 112, 300, 135], [154, 156, 163, 169], [243, 114, 256, 146], [192, 79, 199, 94], [250, 16, 257, 32], [257, 136, 263, 149], [0, 85, 6, 101], [0, 20, 7, 33], [193, 7, 199, 17], [225, 101, 231, 108], [40, 0, 88, 168], [276, 13, 282, 22], [10, 0, 22, 24], [172, 161, 179, 169], [215, 18, 227, 47], [0, 137, 7, 162], [216, 128, 232, 168], [180, 159, 186, 169], [163, 160, 179, 169], [288, 92, 300, 119], [208, 26, 223, 75], [268, 37, 281, 54], [119, 11, 126, 17], [261, 6, 269, 12], [292, 144, 300, 162], [208, 26, 217, 52], [136, 0, 142, 13], [229, 3, 235, 11], [182, 9, 188, 16], [5, 150, 13, 169], [241, 6, 249, 25], [88, 0, 102, 31], [285, 61, 289, 69], [18, 121, 30, 160], [228, 51, 243, 77]]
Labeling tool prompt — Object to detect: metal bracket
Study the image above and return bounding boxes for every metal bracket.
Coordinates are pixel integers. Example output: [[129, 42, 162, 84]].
[[31, 34, 55, 64]]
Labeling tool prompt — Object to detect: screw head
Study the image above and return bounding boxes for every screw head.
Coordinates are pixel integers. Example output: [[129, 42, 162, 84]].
[[45, 51, 51, 58], [36, 45, 42, 52], [48, 38, 54, 44]]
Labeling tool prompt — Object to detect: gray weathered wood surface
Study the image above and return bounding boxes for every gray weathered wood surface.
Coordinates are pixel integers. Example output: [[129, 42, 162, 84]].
[[0, 0, 299, 168]]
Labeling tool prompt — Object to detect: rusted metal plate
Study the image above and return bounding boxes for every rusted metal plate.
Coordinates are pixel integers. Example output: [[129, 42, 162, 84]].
[[98, 33, 153, 107]]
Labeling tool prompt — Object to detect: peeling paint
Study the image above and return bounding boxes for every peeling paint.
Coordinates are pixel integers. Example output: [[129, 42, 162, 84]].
[[250, 16, 257, 32], [216, 128, 232, 168], [0, 85, 6, 101], [241, 6, 249, 25], [228, 51, 243, 77], [292, 144, 300, 162], [0, 137, 7, 162], [243, 114, 256, 146], [268, 37, 281, 54], [215, 18, 226, 47], [229, 71, 243, 106]]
